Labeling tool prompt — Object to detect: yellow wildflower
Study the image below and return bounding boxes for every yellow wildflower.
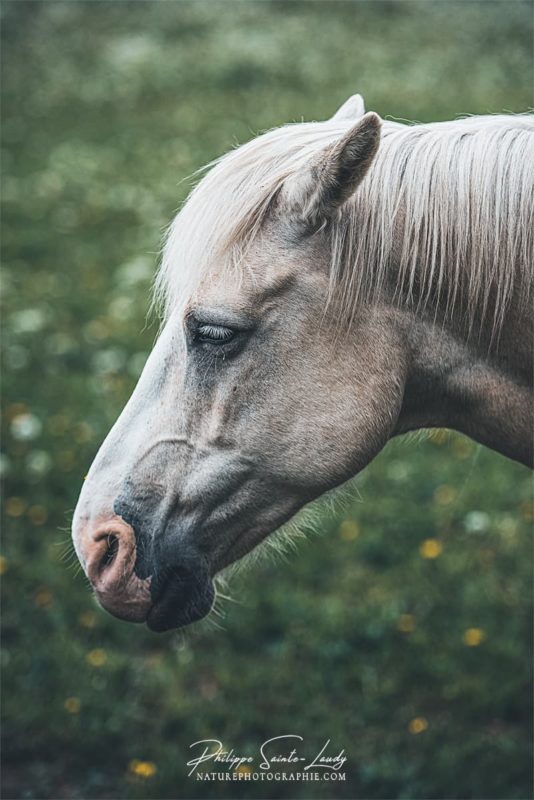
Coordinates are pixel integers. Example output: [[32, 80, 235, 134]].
[[86, 649, 107, 667], [78, 610, 97, 628], [420, 538, 443, 559], [6, 497, 26, 517], [452, 436, 474, 459], [463, 628, 485, 646], [129, 760, 157, 778], [433, 485, 457, 506], [408, 717, 428, 734], [64, 697, 81, 714], [397, 614, 416, 633]]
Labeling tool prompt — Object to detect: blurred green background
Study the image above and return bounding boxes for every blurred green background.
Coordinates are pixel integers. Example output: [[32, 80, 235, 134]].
[[1, 2, 533, 798]]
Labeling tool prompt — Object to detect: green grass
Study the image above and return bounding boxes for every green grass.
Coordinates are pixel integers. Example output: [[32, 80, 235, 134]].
[[1, 3, 532, 798]]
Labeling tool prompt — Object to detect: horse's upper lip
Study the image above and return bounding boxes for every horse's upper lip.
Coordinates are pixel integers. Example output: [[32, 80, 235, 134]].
[[146, 570, 215, 633]]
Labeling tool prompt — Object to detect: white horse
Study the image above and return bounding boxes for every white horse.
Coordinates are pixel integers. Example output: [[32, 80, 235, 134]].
[[72, 95, 534, 631]]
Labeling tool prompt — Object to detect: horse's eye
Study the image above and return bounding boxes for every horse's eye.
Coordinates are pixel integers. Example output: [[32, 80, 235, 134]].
[[197, 323, 235, 344]]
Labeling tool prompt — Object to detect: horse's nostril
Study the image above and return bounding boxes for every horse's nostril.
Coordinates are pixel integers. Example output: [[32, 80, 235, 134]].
[[100, 533, 119, 570], [79, 517, 151, 624]]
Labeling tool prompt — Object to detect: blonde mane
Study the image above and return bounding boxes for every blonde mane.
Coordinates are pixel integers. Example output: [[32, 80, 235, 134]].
[[157, 112, 534, 336]]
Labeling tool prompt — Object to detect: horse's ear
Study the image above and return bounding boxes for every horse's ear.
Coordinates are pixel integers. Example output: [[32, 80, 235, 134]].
[[281, 112, 381, 229], [331, 93, 366, 121]]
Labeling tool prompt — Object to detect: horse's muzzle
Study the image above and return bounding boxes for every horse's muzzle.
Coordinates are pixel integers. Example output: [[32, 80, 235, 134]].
[[74, 513, 214, 631]]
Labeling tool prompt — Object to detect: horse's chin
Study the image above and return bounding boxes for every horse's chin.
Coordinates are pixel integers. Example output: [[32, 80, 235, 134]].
[[146, 575, 215, 632], [213, 533, 266, 574]]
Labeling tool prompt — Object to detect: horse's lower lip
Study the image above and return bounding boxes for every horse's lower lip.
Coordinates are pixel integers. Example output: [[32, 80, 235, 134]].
[[146, 573, 215, 633]]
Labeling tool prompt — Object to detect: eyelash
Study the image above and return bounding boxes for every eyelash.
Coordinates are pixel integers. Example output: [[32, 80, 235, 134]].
[[196, 323, 235, 344]]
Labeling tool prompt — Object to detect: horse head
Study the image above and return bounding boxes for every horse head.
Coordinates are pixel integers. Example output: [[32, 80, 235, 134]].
[[72, 97, 533, 630]]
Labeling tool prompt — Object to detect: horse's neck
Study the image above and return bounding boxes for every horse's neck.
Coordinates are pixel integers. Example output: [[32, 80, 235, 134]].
[[377, 131, 533, 463], [345, 117, 534, 464], [393, 298, 533, 467]]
